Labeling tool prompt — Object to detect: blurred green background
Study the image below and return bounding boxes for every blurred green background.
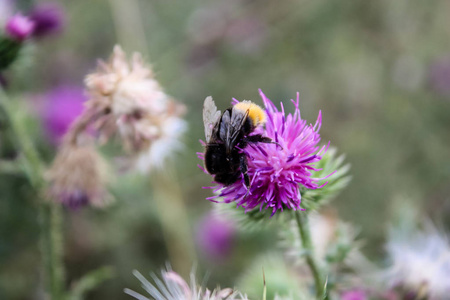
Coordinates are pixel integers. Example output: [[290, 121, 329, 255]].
[[1, 0, 450, 299]]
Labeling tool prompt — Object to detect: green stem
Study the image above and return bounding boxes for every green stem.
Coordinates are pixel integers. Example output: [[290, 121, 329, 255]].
[[295, 211, 325, 299], [0, 90, 44, 189], [40, 203, 65, 300], [0, 89, 65, 299], [151, 162, 196, 277]]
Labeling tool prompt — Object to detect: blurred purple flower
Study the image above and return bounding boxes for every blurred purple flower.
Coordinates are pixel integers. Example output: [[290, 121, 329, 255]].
[[200, 90, 331, 216], [42, 85, 86, 144], [29, 2, 65, 37], [429, 56, 450, 97], [341, 289, 367, 300], [5, 13, 35, 41], [196, 213, 235, 261]]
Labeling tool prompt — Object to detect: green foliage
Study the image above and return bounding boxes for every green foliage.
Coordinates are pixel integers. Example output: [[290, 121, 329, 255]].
[[214, 203, 288, 232], [68, 266, 116, 300], [324, 222, 357, 265], [0, 37, 21, 70], [237, 254, 308, 300], [301, 147, 351, 210], [277, 213, 368, 299], [278, 214, 361, 278]]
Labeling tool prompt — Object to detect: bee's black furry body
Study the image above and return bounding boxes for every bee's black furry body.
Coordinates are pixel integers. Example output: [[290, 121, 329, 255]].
[[204, 106, 270, 187], [204, 143, 242, 186]]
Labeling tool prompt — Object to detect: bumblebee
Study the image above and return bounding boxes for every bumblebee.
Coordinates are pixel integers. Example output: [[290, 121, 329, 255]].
[[202, 96, 274, 188]]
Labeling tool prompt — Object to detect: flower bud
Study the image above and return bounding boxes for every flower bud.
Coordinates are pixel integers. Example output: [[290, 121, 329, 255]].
[[5, 13, 35, 41]]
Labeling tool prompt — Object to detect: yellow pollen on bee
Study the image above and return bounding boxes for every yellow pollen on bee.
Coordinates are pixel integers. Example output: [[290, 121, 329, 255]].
[[234, 101, 266, 127]]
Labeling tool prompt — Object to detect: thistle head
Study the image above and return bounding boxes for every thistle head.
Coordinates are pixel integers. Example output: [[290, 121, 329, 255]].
[[46, 141, 112, 209], [82, 45, 187, 173], [201, 90, 333, 216]]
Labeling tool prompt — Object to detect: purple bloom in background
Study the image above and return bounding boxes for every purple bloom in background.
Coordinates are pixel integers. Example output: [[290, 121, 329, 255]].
[[5, 13, 35, 41], [429, 56, 450, 97], [341, 290, 367, 300], [200, 90, 330, 215], [29, 2, 65, 37], [196, 213, 235, 261], [42, 85, 86, 144]]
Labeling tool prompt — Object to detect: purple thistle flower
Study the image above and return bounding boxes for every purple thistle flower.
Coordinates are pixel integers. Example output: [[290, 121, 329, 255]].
[[196, 212, 235, 261], [199, 90, 331, 216], [42, 85, 86, 144], [5, 13, 35, 41], [29, 3, 65, 38]]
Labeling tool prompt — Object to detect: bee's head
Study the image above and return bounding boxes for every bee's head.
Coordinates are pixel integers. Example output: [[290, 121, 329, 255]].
[[234, 100, 266, 128]]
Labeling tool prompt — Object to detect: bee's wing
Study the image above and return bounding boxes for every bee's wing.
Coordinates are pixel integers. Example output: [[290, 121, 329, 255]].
[[203, 96, 221, 143], [220, 106, 249, 152], [219, 110, 231, 144], [229, 107, 249, 147]]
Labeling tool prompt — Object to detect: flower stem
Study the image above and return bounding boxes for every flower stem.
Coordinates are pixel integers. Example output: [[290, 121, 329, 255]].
[[40, 202, 65, 300], [0, 89, 65, 299], [295, 210, 325, 299], [151, 163, 196, 277]]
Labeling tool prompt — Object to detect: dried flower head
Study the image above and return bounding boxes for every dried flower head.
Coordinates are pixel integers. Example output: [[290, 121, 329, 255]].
[[46, 140, 111, 209], [125, 268, 248, 300], [200, 90, 331, 215], [131, 114, 187, 173], [384, 222, 450, 300], [46, 46, 187, 206], [82, 45, 186, 172], [85, 45, 169, 118]]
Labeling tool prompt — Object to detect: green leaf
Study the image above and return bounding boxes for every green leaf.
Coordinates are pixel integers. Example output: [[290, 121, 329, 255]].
[[237, 253, 309, 300], [214, 202, 289, 232], [302, 147, 351, 210], [0, 37, 22, 70]]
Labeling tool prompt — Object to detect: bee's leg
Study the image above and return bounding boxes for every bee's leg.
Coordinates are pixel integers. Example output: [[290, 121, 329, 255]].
[[245, 134, 282, 149], [239, 154, 250, 189]]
